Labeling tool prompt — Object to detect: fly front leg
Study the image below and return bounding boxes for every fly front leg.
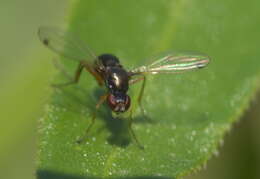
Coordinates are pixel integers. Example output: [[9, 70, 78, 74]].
[[77, 93, 108, 144], [128, 110, 144, 150], [137, 75, 146, 116], [129, 75, 147, 117]]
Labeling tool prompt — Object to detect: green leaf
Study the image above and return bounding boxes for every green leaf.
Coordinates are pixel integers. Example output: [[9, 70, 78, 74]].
[[37, 0, 260, 178]]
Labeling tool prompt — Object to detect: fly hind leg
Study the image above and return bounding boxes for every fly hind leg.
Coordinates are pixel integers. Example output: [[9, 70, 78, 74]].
[[52, 60, 104, 87], [52, 59, 85, 87]]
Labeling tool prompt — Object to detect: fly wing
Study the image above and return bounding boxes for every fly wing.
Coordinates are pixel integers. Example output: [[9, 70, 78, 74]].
[[38, 26, 97, 62], [130, 51, 210, 75]]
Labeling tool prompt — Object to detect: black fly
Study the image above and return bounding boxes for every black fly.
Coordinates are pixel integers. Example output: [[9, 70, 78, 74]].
[[38, 26, 210, 149]]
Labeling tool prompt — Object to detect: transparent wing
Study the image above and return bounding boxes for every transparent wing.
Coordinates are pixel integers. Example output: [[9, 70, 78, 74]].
[[130, 51, 210, 75], [38, 26, 97, 62]]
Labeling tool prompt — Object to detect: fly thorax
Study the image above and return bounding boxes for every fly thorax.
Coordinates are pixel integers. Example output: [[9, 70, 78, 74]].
[[105, 67, 129, 93]]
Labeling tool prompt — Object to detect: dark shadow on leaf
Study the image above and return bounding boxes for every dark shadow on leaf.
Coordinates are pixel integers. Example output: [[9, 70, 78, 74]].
[[51, 84, 154, 148], [37, 169, 173, 179], [106, 116, 131, 148]]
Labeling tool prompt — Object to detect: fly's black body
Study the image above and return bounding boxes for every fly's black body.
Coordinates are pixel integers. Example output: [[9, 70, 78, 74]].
[[96, 54, 130, 113]]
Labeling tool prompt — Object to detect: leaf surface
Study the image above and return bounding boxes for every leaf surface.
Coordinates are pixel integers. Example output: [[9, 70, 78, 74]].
[[37, 0, 260, 178]]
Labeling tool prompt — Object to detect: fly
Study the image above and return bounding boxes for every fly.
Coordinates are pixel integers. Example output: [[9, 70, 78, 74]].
[[38, 26, 210, 149]]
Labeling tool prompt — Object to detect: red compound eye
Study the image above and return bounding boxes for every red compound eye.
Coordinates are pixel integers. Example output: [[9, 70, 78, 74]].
[[107, 94, 131, 113], [124, 95, 131, 111], [107, 94, 117, 110]]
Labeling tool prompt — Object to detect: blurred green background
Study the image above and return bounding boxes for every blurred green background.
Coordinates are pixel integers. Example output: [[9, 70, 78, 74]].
[[0, 0, 259, 179], [0, 1, 68, 179]]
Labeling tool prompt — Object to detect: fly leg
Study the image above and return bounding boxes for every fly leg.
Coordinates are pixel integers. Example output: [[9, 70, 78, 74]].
[[77, 93, 108, 144], [128, 76, 147, 149], [129, 75, 147, 117], [137, 75, 146, 117], [52, 60, 104, 87], [52, 60, 85, 87], [128, 110, 144, 150]]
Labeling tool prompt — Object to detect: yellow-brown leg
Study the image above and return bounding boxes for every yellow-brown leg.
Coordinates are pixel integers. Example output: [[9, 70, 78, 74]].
[[82, 61, 104, 86], [129, 75, 147, 117], [77, 93, 108, 144], [52, 61, 85, 87], [52, 60, 104, 87], [128, 110, 144, 150], [137, 75, 146, 116], [128, 76, 149, 149]]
